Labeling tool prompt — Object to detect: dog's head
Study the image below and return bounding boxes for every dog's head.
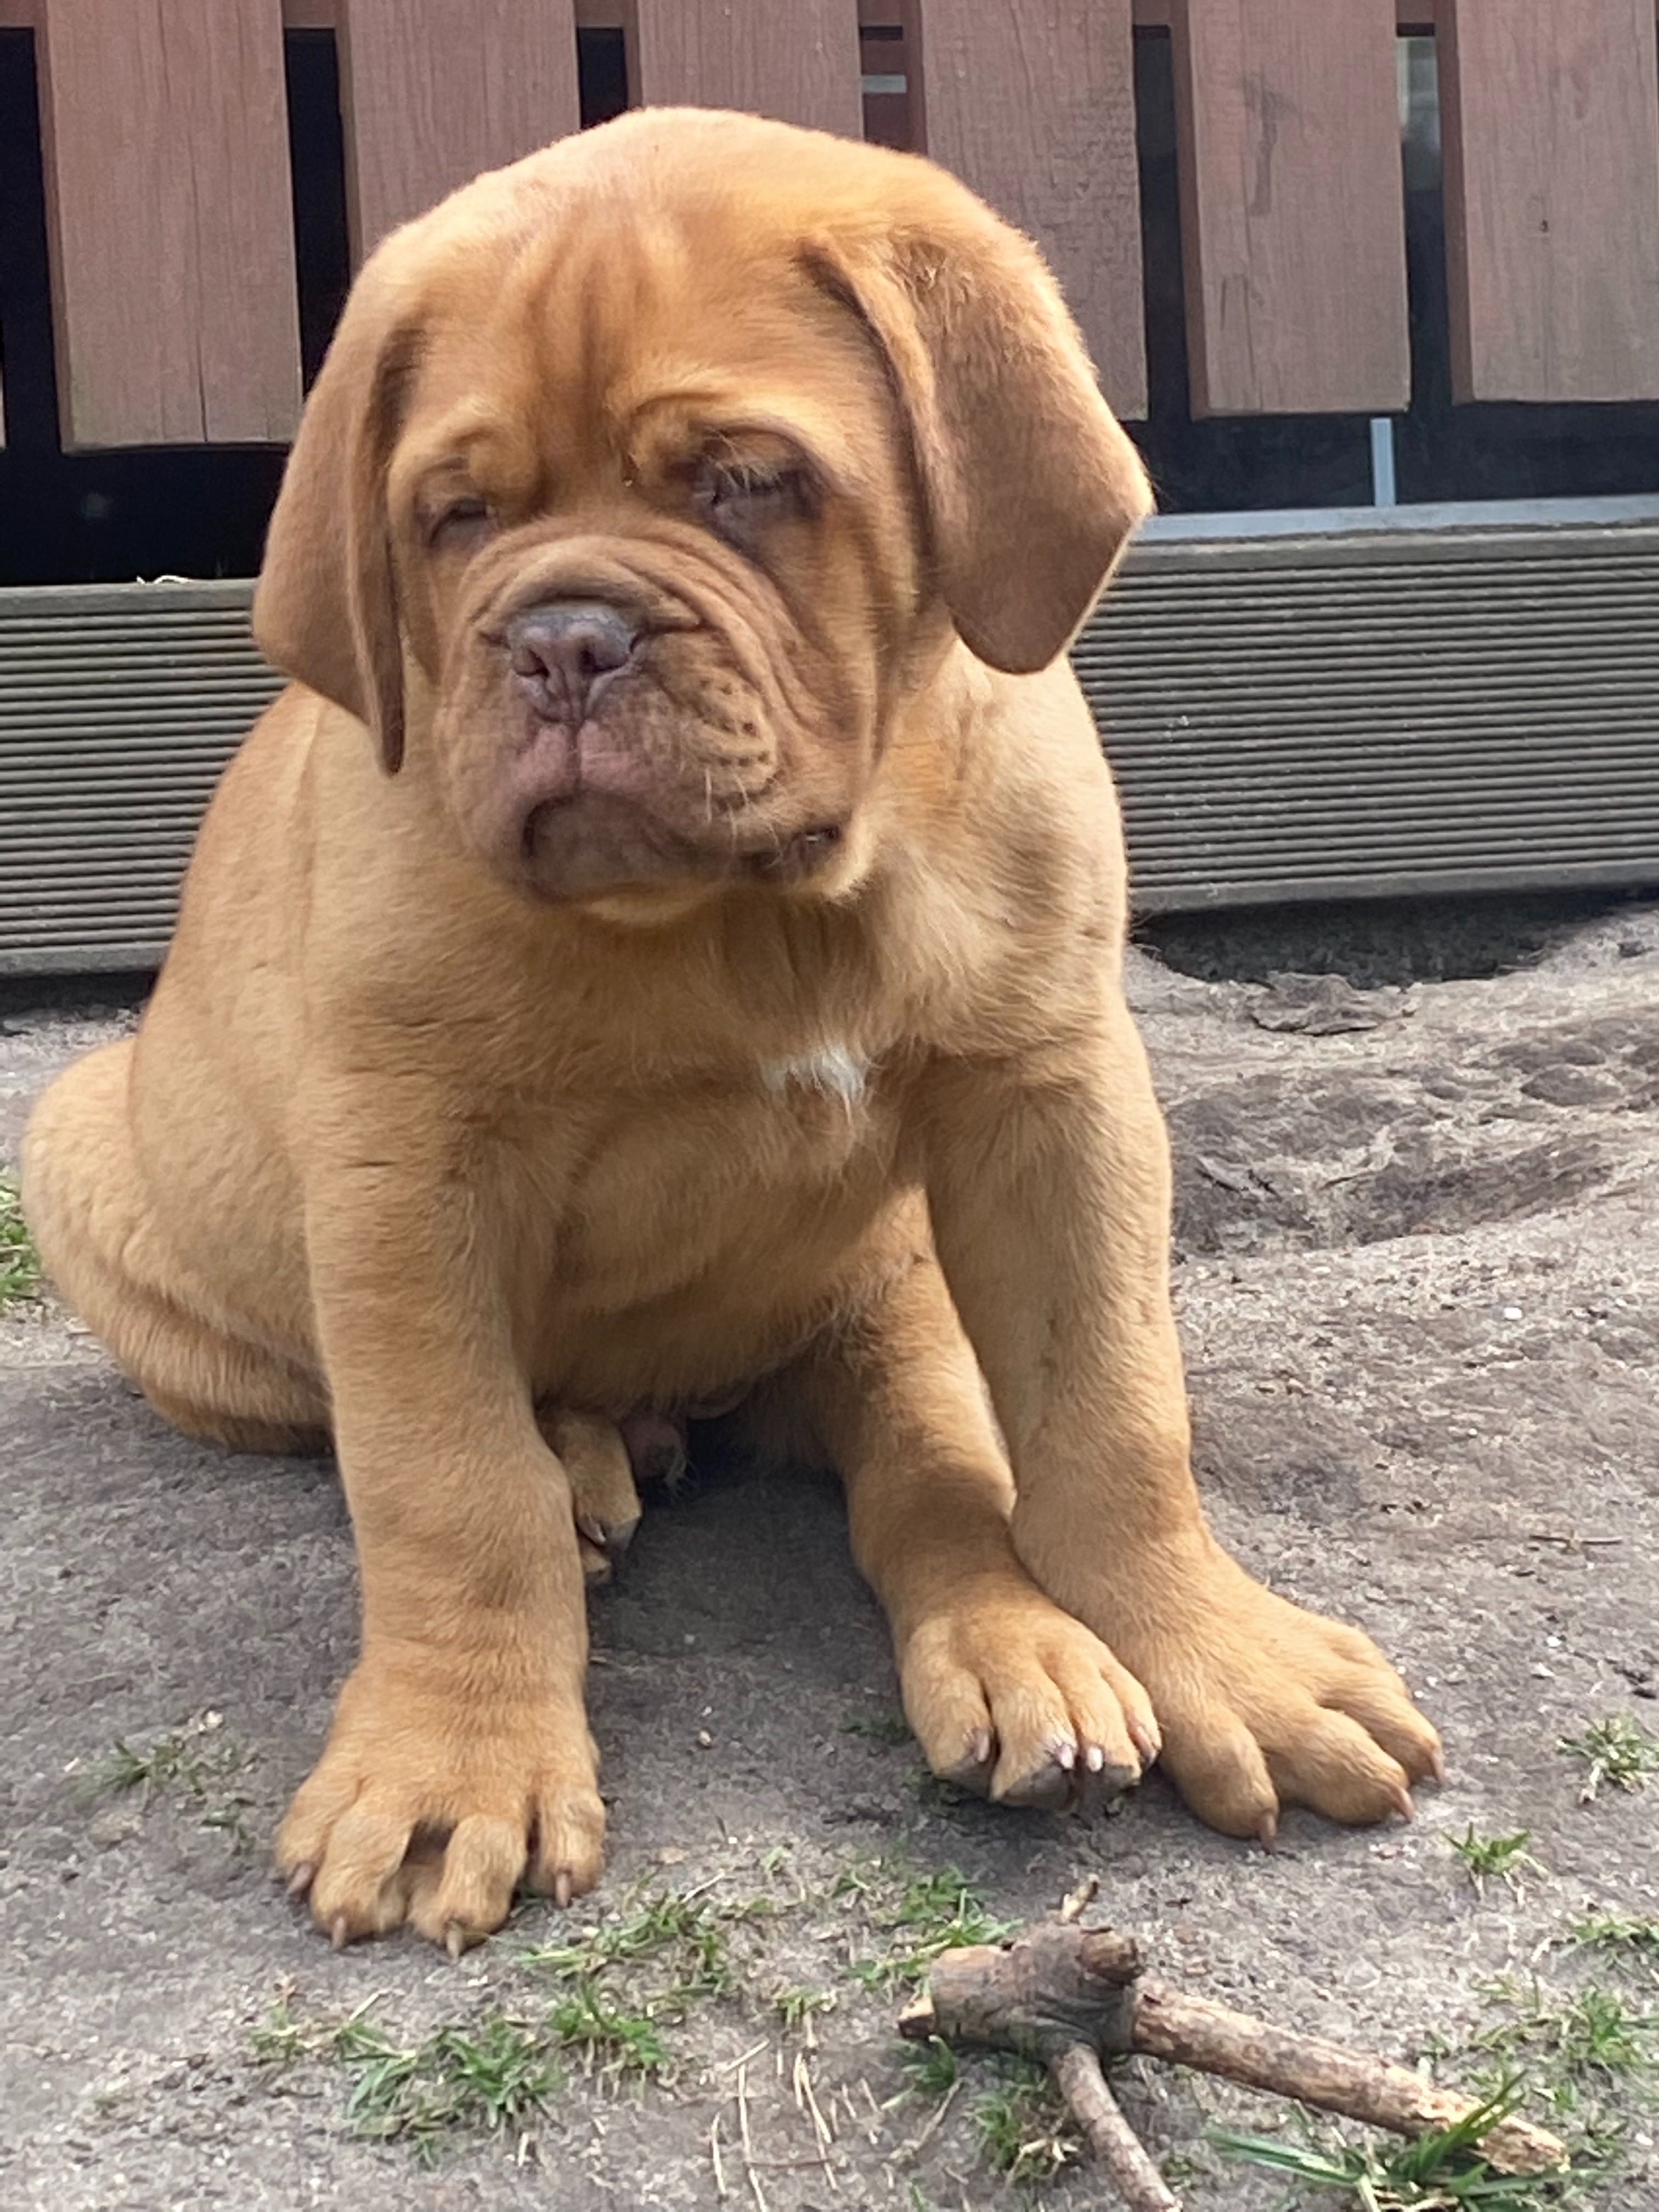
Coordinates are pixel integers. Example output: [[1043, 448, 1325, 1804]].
[[254, 109, 1150, 910]]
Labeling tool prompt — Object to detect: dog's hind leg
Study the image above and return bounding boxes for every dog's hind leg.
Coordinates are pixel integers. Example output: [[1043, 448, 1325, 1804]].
[[537, 1408, 644, 1582], [21, 1037, 330, 1454]]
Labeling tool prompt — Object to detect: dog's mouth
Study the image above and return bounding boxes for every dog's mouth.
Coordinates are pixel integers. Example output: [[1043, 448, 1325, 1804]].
[[518, 789, 846, 900]]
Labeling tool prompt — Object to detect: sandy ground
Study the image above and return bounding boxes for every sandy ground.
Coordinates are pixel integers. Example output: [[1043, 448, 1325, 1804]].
[[2, 896, 1656, 2211]]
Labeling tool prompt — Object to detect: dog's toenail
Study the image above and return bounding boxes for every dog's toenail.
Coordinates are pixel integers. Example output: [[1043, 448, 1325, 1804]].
[[285, 1861, 315, 1898], [969, 1730, 992, 1767], [554, 1869, 573, 1908], [1128, 1719, 1162, 1766], [1054, 1741, 1076, 1770], [445, 1923, 467, 1960], [1085, 1745, 1105, 1773], [330, 1912, 351, 1949], [1256, 1813, 1278, 1851]]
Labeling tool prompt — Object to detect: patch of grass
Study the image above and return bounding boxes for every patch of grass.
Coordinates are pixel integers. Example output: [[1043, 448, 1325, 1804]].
[[773, 1984, 837, 2032], [74, 1710, 260, 1851], [1447, 1826, 1548, 1899], [848, 1865, 1018, 1994], [901, 2035, 960, 2098], [1214, 2084, 1575, 2210], [0, 1173, 41, 1308], [520, 1881, 772, 2080], [841, 1706, 912, 1748], [1475, 1979, 1657, 2094], [830, 1852, 884, 1906], [1465, 1973, 1657, 2174], [1567, 1913, 1659, 1966], [253, 2000, 561, 2162], [1559, 1716, 1659, 1804], [974, 2056, 1079, 2187], [521, 1886, 751, 2001], [545, 1982, 670, 2079]]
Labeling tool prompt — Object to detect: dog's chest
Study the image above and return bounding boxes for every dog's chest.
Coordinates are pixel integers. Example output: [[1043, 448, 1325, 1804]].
[[541, 1037, 905, 1314], [758, 1041, 872, 1108]]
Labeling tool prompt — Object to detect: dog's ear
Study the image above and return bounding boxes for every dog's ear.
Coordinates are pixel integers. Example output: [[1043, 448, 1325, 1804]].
[[807, 201, 1152, 674], [253, 269, 416, 773]]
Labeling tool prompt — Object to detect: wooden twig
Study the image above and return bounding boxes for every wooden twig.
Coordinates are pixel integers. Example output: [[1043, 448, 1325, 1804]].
[[1051, 2042, 1180, 2212], [899, 1920, 1568, 2212]]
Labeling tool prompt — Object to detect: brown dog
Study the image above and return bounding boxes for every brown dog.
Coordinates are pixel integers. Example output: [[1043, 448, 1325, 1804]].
[[22, 109, 1440, 1954]]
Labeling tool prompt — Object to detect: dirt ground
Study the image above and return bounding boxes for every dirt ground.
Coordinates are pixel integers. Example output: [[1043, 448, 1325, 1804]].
[[2, 894, 1656, 2211]]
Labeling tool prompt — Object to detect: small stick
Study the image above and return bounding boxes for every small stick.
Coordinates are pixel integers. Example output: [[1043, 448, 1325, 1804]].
[[900, 1920, 1568, 2211], [1131, 1979, 1565, 2175], [1051, 2044, 1179, 2212]]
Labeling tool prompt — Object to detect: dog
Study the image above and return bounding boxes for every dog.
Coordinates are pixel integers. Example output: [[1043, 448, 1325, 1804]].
[[22, 109, 1441, 1954]]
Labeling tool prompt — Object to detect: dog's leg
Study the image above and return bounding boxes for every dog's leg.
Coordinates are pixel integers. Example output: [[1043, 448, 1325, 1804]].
[[539, 1408, 642, 1582], [269, 1127, 604, 1951], [793, 1233, 1159, 1807], [921, 991, 1442, 1843], [22, 1038, 330, 1451]]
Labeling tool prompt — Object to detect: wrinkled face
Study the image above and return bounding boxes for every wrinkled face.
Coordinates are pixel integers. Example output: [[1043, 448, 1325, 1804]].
[[383, 210, 926, 907], [255, 112, 1154, 916]]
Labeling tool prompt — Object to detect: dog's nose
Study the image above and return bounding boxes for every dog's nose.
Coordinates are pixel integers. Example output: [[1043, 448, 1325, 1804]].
[[506, 600, 640, 723]]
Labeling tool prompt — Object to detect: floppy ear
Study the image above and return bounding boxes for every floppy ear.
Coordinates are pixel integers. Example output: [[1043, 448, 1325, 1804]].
[[808, 202, 1152, 673], [252, 271, 415, 773]]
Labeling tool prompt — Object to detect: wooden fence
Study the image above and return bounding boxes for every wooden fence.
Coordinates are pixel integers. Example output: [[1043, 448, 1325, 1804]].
[[2, 0, 1658, 453]]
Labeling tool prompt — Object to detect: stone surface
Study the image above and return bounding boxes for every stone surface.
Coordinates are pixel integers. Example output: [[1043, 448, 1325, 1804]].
[[3, 897, 1657, 2210]]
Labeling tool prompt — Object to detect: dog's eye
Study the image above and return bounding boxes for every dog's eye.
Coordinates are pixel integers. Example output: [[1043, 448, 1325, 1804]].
[[427, 496, 494, 550], [694, 458, 808, 525]]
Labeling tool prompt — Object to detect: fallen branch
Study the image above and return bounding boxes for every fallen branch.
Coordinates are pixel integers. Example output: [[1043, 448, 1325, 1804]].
[[898, 1920, 1567, 2212]]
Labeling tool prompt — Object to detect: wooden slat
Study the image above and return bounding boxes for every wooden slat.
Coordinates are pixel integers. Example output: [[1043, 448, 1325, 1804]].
[[1169, 0, 1409, 416], [35, 0, 301, 448], [338, 0, 582, 259], [911, 0, 1146, 417], [631, 0, 864, 138], [1440, 0, 1659, 402]]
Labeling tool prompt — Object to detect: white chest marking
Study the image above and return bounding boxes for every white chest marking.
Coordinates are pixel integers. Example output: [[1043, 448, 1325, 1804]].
[[761, 1043, 870, 1104]]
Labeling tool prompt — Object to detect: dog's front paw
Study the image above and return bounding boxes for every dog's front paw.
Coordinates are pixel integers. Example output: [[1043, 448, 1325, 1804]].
[[1029, 1523, 1443, 1842], [277, 1647, 604, 1953], [900, 1592, 1159, 1810]]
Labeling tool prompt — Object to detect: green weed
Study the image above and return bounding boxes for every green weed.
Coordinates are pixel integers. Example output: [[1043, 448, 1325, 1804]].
[[1214, 2084, 1573, 2210], [901, 2035, 960, 2098], [75, 1711, 259, 1851], [1566, 1913, 1659, 1965], [1559, 1717, 1659, 1804], [773, 1984, 837, 2032], [848, 1865, 1017, 1994], [545, 1982, 670, 2079], [0, 1174, 40, 1307], [1447, 1827, 1547, 1898], [521, 1886, 751, 2002], [974, 2056, 1079, 2187], [254, 2000, 561, 2162]]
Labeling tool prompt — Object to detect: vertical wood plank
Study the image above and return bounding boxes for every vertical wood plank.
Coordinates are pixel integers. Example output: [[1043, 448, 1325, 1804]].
[[339, 0, 582, 259], [36, 0, 301, 448], [1441, 0, 1659, 402], [631, 0, 864, 139], [910, 0, 1146, 417], [1170, 0, 1408, 416]]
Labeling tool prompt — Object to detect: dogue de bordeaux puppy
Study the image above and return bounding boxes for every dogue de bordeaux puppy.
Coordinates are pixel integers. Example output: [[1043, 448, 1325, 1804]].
[[23, 108, 1441, 1954]]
